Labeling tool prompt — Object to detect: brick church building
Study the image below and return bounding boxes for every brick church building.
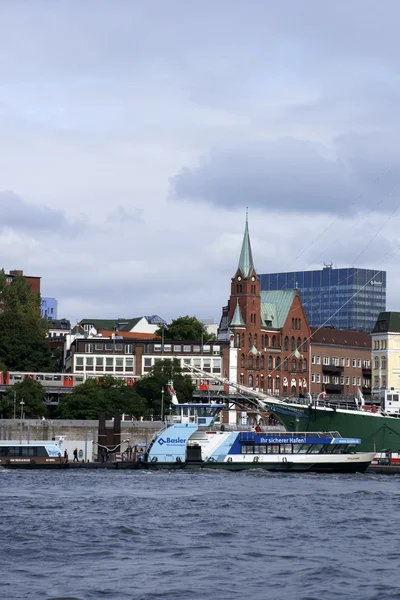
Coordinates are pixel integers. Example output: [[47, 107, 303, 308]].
[[218, 216, 311, 396]]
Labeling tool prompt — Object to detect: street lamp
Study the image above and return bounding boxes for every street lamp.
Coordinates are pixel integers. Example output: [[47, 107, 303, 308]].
[[19, 400, 25, 444], [161, 387, 165, 421]]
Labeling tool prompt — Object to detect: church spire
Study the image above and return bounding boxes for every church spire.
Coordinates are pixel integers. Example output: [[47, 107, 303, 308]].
[[237, 208, 255, 278], [230, 298, 245, 327]]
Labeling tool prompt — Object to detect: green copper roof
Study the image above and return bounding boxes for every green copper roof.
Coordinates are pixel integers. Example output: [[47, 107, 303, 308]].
[[372, 312, 400, 333], [237, 215, 255, 278], [79, 317, 142, 332], [260, 290, 296, 328], [230, 299, 246, 327]]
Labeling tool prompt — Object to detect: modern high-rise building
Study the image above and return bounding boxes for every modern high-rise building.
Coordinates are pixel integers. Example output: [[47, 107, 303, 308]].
[[259, 266, 386, 332], [41, 297, 58, 319]]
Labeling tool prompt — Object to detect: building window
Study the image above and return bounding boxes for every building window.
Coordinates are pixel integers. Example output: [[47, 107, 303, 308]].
[[323, 375, 330, 384], [340, 376, 344, 384], [316, 374, 321, 383], [242, 334, 245, 348], [236, 334, 240, 348], [323, 356, 330, 365], [249, 334, 252, 348], [302, 359, 307, 372], [290, 337, 295, 351], [284, 337, 289, 351], [276, 356, 281, 369], [311, 374, 316, 383], [96, 357, 104, 367], [241, 354, 245, 368], [272, 335, 276, 348], [291, 359, 296, 371], [346, 376, 349, 385], [85, 344, 94, 353], [260, 355, 265, 369], [125, 358, 134, 369], [303, 338, 307, 352], [352, 377, 356, 385], [352, 359, 357, 368], [382, 357, 387, 369], [248, 356, 253, 369], [341, 357, 345, 366], [332, 357, 339, 366], [248, 375, 253, 387], [125, 344, 133, 354], [311, 355, 315, 364], [297, 337, 301, 349], [374, 357, 379, 369], [284, 358, 288, 371], [95, 344, 103, 351], [115, 343, 122, 351], [357, 377, 361, 386], [357, 359, 361, 368], [254, 334, 258, 348], [76, 357, 83, 366], [346, 358, 350, 367], [268, 356, 273, 370], [144, 358, 152, 367], [213, 359, 221, 373], [265, 335, 269, 348], [316, 356, 321, 365]]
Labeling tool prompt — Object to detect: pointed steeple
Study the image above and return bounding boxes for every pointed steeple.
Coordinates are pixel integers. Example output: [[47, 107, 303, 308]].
[[237, 209, 255, 279], [230, 299, 245, 327]]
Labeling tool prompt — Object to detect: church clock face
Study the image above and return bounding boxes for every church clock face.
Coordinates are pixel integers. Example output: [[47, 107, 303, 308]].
[[237, 276, 242, 281], [251, 276, 255, 281]]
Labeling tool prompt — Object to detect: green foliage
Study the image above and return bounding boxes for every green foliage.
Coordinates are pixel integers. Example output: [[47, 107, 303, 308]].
[[57, 363, 195, 421], [135, 359, 195, 416], [155, 315, 215, 342], [0, 270, 57, 371], [57, 379, 112, 420], [57, 377, 148, 420], [1, 379, 47, 418]]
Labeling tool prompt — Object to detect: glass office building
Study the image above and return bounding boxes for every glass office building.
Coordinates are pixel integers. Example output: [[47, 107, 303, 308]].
[[259, 267, 386, 332]]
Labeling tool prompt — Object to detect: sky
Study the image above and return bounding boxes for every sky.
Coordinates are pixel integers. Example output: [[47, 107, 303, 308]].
[[1, 0, 400, 324]]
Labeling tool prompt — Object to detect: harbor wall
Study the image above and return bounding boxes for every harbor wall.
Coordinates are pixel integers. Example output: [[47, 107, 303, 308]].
[[0, 419, 162, 457]]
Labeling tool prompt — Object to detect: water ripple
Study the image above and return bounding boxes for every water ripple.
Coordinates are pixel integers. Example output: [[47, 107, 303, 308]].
[[1, 471, 400, 600]]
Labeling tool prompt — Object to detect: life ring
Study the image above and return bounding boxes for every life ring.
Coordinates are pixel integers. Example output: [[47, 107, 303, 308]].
[[282, 456, 288, 463], [176, 457, 182, 463], [151, 457, 158, 463]]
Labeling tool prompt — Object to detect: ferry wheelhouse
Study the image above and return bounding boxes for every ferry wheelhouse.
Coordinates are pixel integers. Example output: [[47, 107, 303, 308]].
[[142, 402, 374, 473]]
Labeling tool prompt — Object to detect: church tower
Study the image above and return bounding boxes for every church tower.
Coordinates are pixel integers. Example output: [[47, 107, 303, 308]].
[[228, 213, 261, 330]]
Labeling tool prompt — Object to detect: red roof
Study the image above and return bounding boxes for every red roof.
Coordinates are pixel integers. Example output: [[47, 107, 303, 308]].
[[310, 327, 371, 348]]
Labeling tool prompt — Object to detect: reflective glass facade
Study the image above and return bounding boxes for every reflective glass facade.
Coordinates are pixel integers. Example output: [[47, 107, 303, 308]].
[[259, 268, 386, 332]]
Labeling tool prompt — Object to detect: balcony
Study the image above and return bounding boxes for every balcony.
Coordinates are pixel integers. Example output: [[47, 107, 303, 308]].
[[362, 366, 372, 376], [322, 364, 344, 374]]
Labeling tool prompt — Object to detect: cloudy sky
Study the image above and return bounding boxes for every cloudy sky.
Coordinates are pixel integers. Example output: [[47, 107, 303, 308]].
[[1, 0, 400, 323]]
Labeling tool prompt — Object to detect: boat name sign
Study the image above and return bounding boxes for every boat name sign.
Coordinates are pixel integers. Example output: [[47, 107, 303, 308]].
[[158, 437, 187, 446]]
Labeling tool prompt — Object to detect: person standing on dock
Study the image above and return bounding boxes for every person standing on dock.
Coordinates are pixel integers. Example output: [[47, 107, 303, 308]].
[[73, 448, 78, 462]]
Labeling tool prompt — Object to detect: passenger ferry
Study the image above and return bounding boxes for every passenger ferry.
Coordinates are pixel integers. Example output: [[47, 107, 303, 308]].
[[142, 401, 375, 473], [0, 441, 65, 468]]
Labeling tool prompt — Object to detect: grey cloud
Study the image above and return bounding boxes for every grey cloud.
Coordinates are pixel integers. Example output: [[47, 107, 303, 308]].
[[170, 133, 400, 216], [108, 205, 143, 224], [0, 191, 83, 235]]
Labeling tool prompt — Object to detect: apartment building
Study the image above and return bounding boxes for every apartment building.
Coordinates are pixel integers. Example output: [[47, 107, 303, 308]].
[[310, 327, 371, 397]]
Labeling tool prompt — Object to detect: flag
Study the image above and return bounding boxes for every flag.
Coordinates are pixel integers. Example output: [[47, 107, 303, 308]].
[[76, 322, 84, 331], [294, 348, 302, 359]]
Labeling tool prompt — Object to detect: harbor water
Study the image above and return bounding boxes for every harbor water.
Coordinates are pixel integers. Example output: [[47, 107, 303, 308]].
[[1, 470, 399, 600]]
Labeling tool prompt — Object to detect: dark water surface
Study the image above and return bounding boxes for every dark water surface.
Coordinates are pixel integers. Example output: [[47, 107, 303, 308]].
[[0, 469, 399, 600]]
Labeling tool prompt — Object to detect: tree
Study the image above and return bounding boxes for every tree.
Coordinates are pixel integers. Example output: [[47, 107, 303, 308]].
[[57, 379, 112, 420], [155, 315, 215, 342], [135, 359, 195, 417], [1, 379, 47, 418], [56, 377, 148, 420], [0, 271, 57, 371]]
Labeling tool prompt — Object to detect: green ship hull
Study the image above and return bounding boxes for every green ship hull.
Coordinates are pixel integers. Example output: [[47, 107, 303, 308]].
[[268, 402, 400, 453]]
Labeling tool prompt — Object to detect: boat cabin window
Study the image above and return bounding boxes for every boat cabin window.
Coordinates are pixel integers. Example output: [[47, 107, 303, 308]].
[[308, 443, 325, 454]]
